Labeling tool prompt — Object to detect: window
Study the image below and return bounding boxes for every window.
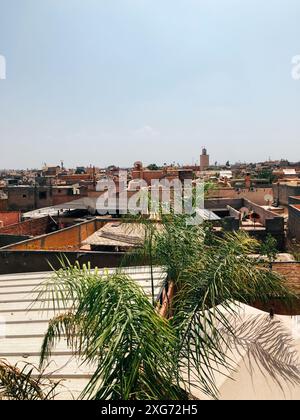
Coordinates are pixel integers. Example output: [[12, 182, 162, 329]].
[[39, 191, 47, 200], [22, 194, 26, 198]]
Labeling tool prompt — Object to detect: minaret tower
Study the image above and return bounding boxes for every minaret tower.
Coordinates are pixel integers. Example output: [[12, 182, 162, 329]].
[[200, 147, 209, 171]]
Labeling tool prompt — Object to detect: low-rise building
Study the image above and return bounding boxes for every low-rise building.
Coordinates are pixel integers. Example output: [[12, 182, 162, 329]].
[[273, 182, 300, 206], [205, 197, 285, 250], [288, 196, 300, 242], [5, 185, 88, 212]]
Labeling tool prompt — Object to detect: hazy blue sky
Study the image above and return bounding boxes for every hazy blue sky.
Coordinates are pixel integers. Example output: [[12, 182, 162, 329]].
[[0, 0, 300, 169]]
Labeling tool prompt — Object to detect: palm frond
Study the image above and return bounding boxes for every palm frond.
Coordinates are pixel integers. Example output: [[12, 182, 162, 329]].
[[0, 359, 60, 400], [220, 314, 300, 390], [39, 267, 185, 400]]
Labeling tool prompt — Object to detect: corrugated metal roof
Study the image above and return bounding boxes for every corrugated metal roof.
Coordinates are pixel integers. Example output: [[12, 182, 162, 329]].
[[23, 207, 68, 219], [52, 197, 98, 211], [83, 222, 145, 247], [0, 266, 167, 399]]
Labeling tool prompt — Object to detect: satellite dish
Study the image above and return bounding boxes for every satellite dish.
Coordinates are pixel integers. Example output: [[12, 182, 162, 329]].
[[264, 194, 273, 206]]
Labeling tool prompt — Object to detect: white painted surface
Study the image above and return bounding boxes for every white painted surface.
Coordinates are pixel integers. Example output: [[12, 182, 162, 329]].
[[0, 267, 166, 399]]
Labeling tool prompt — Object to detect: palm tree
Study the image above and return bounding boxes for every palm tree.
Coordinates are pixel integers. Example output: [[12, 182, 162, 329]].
[[36, 214, 299, 400], [0, 359, 59, 400]]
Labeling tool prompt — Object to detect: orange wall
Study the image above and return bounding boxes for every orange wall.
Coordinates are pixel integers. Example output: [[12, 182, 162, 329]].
[[58, 174, 92, 182], [0, 216, 49, 236], [3, 219, 105, 251], [0, 211, 20, 227], [132, 169, 180, 185]]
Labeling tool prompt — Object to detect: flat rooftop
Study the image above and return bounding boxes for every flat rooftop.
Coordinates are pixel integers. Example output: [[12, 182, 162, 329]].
[[83, 222, 164, 248]]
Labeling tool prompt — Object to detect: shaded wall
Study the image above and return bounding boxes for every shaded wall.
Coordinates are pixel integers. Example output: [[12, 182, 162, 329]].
[[0, 199, 8, 211], [0, 250, 127, 274], [0, 234, 30, 247], [273, 184, 300, 206], [289, 196, 300, 205], [205, 198, 243, 210], [288, 205, 300, 241]]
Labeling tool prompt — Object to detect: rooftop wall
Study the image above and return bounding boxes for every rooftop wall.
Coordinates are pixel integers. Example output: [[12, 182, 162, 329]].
[[273, 183, 300, 206], [253, 262, 300, 315], [0, 250, 127, 274], [207, 187, 273, 206], [244, 199, 284, 231], [226, 205, 241, 219], [0, 234, 30, 247], [206, 197, 283, 230], [205, 198, 244, 210], [0, 253, 299, 315], [289, 196, 300, 205], [0, 215, 52, 237], [1, 218, 105, 251], [0, 199, 8, 211], [0, 211, 20, 227], [288, 205, 300, 241], [206, 197, 285, 249]]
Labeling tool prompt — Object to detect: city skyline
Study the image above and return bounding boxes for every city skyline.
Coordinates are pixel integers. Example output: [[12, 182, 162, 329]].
[[0, 153, 299, 172]]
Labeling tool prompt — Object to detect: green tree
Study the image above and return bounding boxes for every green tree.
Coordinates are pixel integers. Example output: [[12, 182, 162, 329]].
[[147, 163, 160, 171], [258, 169, 276, 183], [0, 359, 59, 400]]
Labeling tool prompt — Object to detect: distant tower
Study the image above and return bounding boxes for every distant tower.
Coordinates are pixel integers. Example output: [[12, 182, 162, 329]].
[[200, 147, 210, 171], [245, 173, 251, 189]]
